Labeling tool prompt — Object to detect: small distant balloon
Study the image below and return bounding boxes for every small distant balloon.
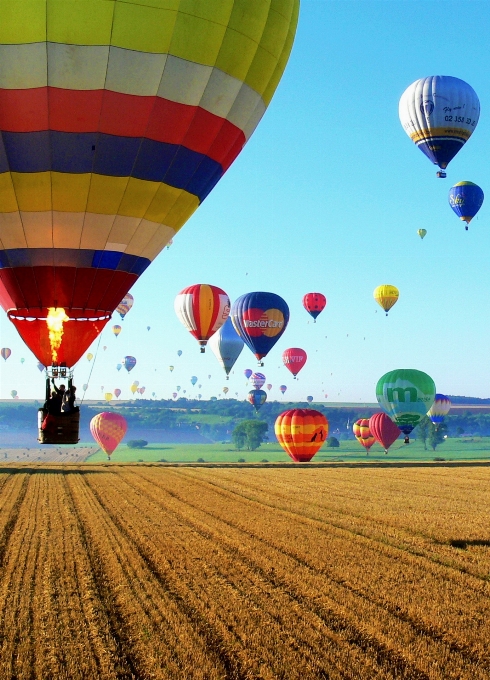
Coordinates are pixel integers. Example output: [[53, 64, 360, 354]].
[[117, 293, 134, 321], [190, 376, 198, 386], [130, 384, 138, 395], [82, 384, 88, 391], [10, 390, 17, 398], [172, 392, 178, 399], [279, 385, 287, 395], [86, 353, 93, 361], [116, 363, 122, 371], [20, 358, 25, 364], [302, 293, 327, 322], [114, 389, 121, 399], [244, 369, 253, 380], [306, 396, 313, 403], [251, 372, 266, 390], [266, 384, 272, 391], [103, 346, 107, 351], [169, 366, 174, 372], [147, 326, 151, 331], [176, 386, 181, 392], [223, 387, 229, 395], [417, 229, 427, 239], [113, 325, 122, 337], [247, 389, 267, 413], [448, 181, 484, 230], [1, 348, 11, 361], [177, 350, 183, 357], [104, 393, 113, 403]]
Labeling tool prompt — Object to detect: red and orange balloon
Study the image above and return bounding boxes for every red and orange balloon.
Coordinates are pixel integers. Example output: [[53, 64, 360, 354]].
[[275, 409, 329, 462]]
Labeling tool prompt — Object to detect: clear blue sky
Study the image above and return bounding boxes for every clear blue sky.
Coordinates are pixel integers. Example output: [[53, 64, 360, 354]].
[[2, 0, 490, 403]]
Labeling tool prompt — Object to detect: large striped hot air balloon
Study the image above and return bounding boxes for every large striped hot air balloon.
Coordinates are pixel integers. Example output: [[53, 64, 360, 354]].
[[90, 411, 127, 459], [275, 409, 329, 463], [174, 284, 230, 352], [352, 418, 375, 455], [0, 1, 299, 369]]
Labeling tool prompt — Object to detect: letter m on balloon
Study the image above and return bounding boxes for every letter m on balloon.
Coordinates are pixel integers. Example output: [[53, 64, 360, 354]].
[[386, 387, 417, 403]]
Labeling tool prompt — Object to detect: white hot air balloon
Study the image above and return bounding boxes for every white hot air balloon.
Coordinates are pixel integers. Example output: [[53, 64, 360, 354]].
[[399, 76, 480, 178], [208, 317, 244, 380]]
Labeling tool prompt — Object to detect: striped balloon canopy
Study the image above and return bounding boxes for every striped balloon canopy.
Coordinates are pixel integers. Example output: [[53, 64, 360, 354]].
[[90, 411, 127, 457], [0, 0, 299, 368], [275, 409, 329, 463]]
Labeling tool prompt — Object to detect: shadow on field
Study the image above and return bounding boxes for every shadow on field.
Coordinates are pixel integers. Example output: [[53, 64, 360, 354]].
[[449, 539, 490, 550], [0, 467, 106, 475]]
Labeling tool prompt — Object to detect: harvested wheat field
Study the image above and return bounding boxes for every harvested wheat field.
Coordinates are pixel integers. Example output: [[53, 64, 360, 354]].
[[1, 464, 490, 679]]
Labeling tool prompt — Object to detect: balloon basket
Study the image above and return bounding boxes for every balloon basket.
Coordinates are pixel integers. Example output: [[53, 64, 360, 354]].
[[436, 171, 447, 178], [38, 408, 80, 445]]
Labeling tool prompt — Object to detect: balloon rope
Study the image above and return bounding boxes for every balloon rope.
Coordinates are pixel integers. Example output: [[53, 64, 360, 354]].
[[79, 332, 104, 407]]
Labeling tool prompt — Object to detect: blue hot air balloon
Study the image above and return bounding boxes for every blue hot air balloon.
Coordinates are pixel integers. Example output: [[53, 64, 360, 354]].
[[448, 181, 484, 230], [231, 292, 289, 366], [123, 356, 136, 373], [116, 363, 122, 371], [247, 389, 267, 413], [190, 376, 198, 386]]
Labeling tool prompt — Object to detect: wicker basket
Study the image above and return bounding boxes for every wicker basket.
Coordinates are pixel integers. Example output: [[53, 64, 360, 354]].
[[38, 408, 80, 444]]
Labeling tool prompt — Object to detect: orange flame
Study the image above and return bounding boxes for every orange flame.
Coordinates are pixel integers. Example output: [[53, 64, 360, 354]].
[[46, 308, 69, 364]]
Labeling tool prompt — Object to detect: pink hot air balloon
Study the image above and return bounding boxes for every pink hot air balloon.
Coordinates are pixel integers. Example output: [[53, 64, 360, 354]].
[[114, 389, 121, 399], [1, 347, 11, 361], [266, 384, 272, 391], [172, 392, 178, 399], [90, 412, 127, 459]]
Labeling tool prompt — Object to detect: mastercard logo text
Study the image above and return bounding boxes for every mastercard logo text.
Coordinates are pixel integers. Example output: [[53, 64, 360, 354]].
[[242, 308, 285, 337]]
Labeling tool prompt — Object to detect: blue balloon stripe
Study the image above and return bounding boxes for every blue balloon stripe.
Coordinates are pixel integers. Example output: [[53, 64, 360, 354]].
[[0, 247, 150, 275], [0, 131, 224, 203]]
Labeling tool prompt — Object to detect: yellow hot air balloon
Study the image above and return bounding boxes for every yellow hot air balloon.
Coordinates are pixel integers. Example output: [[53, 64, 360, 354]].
[[86, 353, 94, 361], [130, 384, 138, 395], [373, 285, 399, 316], [104, 393, 113, 403], [417, 229, 427, 239]]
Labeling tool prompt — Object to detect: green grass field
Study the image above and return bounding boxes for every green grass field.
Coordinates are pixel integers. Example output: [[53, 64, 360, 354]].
[[86, 436, 490, 463]]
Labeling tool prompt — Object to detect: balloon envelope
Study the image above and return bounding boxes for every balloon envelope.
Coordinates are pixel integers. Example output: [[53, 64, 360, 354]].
[[174, 284, 230, 352], [250, 372, 266, 390], [275, 409, 329, 462], [302, 293, 327, 321], [448, 182, 484, 228], [0, 1, 298, 367], [244, 369, 253, 380], [306, 396, 313, 403], [123, 356, 136, 372], [279, 385, 287, 394], [353, 419, 375, 453], [427, 393, 451, 425], [190, 376, 198, 386], [90, 412, 127, 456], [373, 285, 399, 315], [399, 76, 480, 176], [1, 348, 11, 361], [282, 348, 307, 378], [208, 317, 244, 377], [369, 413, 401, 453], [113, 325, 122, 337], [231, 292, 290, 362], [417, 229, 427, 239], [86, 353, 93, 361], [247, 389, 267, 413], [104, 393, 113, 402], [116, 363, 122, 371], [10, 390, 17, 398], [114, 389, 121, 399], [376, 369, 436, 433], [117, 294, 134, 321]]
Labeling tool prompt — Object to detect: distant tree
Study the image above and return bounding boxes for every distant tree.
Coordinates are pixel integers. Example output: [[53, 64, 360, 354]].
[[127, 439, 148, 449], [416, 416, 431, 450], [326, 436, 340, 448], [232, 420, 268, 451], [428, 422, 448, 451], [456, 426, 464, 437]]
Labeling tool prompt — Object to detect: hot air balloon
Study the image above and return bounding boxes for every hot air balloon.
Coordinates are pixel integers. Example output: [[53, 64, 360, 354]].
[[275, 409, 328, 462], [117, 294, 134, 321], [376, 369, 436, 443], [448, 182, 484, 230], [190, 376, 198, 386], [198, 394, 202, 400], [373, 285, 399, 316], [116, 363, 122, 371], [20, 358, 25, 364], [244, 369, 253, 380], [1, 348, 11, 361], [208, 374, 211, 379], [282, 348, 307, 378], [172, 393, 178, 399], [86, 353, 93, 362], [104, 393, 113, 402], [176, 386, 181, 392], [266, 384, 272, 391], [279, 385, 287, 395], [303, 293, 327, 322], [231, 292, 289, 365], [222, 386, 229, 396], [103, 346, 107, 351], [198, 384, 202, 389], [324, 394, 328, 399], [130, 384, 138, 395], [174, 284, 230, 352], [37, 362, 45, 372], [418, 229, 427, 239], [90, 412, 127, 459], [427, 394, 451, 429], [133, 381, 139, 387], [147, 326, 151, 331], [247, 389, 267, 413], [82, 383, 88, 392], [0, 2, 298, 370], [306, 396, 313, 403], [369, 413, 401, 454], [139, 387, 145, 395], [353, 419, 376, 455], [100, 385, 104, 392], [123, 356, 136, 372], [208, 317, 244, 379], [169, 366, 174, 373], [113, 325, 122, 337], [10, 390, 17, 398], [251, 372, 266, 390], [114, 389, 121, 399], [399, 76, 480, 178]]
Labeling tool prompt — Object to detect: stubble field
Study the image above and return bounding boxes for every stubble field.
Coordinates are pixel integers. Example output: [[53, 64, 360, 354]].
[[1, 464, 490, 679]]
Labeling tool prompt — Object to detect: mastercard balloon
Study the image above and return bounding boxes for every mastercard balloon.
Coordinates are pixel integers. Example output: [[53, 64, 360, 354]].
[[275, 408, 329, 462], [231, 292, 289, 364]]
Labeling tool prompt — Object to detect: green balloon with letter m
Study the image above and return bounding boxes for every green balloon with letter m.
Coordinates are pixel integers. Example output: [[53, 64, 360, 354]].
[[376, 369, 436, 429]]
